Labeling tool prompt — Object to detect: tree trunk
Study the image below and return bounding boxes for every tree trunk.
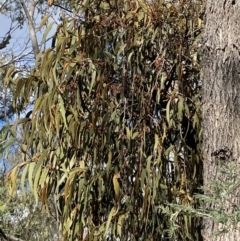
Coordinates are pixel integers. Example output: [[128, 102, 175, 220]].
[[203, 0, 240, 240]]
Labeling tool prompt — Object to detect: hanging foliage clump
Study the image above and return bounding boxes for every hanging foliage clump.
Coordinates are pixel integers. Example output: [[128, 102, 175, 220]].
[[4, 0, 204, 240]]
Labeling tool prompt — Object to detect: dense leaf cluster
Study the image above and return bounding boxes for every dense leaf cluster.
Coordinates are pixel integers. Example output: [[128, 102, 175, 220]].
[[4, 0, 203, 240]]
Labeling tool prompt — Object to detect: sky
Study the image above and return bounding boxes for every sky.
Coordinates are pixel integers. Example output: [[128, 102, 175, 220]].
[[0, 4, 59, 64], [0, 13, 31, 57], [0, 14, 12, 35]]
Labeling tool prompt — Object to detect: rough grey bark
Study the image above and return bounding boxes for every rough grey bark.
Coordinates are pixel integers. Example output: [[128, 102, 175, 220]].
[[203, 0, 240, 240]]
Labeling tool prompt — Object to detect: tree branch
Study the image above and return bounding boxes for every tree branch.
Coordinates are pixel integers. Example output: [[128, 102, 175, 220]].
[[0, 34, 11, 50], [0, 49, 32, 69], [0, 22, 18, 50], [53, 3, 73, 13], [0, 227, 25, 241], [19, 0, 39, 58], [0, 0, 8, 12], [7, 235, 25, 241]]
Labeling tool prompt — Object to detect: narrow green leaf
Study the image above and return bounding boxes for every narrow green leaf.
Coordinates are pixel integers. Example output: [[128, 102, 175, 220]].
[[104, 206, 116, 237], [166, 99, 171, 124], [28, 162, 36, 192], [39, 15, 50, 30], [40, 22, 55, 47], [21, 164, 30, 201], [59, 94, 67, 128]]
